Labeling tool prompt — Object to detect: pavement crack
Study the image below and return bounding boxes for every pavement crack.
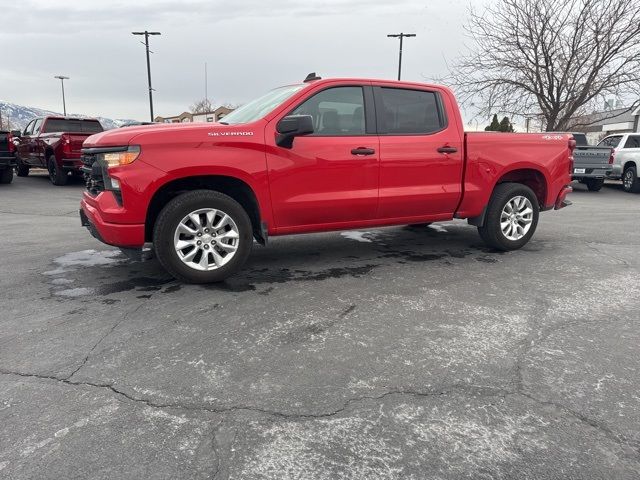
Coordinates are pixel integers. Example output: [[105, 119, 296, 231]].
[[65, 302, 146, 380]]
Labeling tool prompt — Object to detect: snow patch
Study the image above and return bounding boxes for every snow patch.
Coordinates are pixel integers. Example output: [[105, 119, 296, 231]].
[[341, 231, 374, 243]]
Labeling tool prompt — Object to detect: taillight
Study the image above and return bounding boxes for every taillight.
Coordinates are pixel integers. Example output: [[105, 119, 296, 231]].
[[609, 148, 615, 164], [568, 137, 576, 173], [61, 134, 72, 155], [7, 133, 15, 153]]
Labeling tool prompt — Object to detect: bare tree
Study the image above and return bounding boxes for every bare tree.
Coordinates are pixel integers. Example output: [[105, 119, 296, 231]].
[[445, 0, 640, 131], [190, 98, 214, 113]]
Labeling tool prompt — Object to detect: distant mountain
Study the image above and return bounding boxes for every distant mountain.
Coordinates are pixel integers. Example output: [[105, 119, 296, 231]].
[[0, 100, 138, 131]]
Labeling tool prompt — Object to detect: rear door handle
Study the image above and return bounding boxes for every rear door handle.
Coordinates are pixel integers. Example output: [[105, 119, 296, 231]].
[[437, 146, 458, 154], [351, 147, 376, 156]]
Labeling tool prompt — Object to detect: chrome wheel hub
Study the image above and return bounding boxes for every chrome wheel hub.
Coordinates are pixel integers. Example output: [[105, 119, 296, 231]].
[[623, 171, 632, 189], [173, 208, 240, 271], [500, 196, 533, 241]]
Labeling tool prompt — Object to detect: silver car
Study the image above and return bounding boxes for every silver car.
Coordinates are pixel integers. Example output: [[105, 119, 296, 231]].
[[599, 133, 640, 193]]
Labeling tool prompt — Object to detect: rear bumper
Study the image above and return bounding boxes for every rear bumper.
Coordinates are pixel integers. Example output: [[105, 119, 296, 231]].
[[571, 165, 612, 179], [61, 158, 83, 171], [554, 185, 573, 210], [80, 198, 145, 248], [0, 154, 16, 168]]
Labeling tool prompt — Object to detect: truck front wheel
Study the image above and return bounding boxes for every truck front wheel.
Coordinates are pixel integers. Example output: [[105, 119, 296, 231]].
[[153, 190, 253, 283], [477, 183, 539, 251]]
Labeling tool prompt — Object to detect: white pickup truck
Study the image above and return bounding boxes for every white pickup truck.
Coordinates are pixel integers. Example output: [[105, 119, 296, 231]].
[[571, 133, 613, 191], [599, 133, 640, 193]]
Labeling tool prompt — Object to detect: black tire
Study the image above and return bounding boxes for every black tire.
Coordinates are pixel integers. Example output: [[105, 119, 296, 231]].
[[153, 190, 253, 283], [477, 182, 540, 251], [622, 166, 640, 193], [48, 156, 68, 186], [585, 178, 604, 192], [16, 158, 29, 177], [0, 167, 13, 184]]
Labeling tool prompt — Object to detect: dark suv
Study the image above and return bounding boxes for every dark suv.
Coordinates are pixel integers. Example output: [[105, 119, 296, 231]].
[[0, 130, 18, 184]]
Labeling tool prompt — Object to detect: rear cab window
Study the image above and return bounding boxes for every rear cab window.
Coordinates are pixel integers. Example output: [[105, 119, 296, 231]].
[[42, 119, 104, 134], [598, 135, 623, 148], [623, 135, 640, 149], [375, 87, 446, 135]]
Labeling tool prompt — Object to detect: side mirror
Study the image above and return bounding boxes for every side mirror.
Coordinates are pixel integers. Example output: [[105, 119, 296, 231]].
[[11, 130, 21, 138], [276, 115, 314, 148]]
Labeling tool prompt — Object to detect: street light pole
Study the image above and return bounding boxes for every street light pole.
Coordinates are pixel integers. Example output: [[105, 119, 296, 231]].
[[132, 30, 161, 121], [387, 33, 416, 81], [54, 76, 69, 116]]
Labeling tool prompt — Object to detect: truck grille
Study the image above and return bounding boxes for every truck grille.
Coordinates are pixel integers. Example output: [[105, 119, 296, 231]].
[[81, 151, 105, 196]]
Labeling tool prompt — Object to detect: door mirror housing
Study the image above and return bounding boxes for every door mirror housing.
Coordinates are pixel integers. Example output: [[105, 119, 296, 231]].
[[276, 115, 314, 148]]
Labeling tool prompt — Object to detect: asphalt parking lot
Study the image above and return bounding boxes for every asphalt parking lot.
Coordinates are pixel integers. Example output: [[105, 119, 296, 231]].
[[1, 172, 639, 479]]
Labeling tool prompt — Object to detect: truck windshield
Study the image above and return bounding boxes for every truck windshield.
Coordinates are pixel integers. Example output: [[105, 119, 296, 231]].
[[220, 85, 306, 125], [43, 119, 104, 134]]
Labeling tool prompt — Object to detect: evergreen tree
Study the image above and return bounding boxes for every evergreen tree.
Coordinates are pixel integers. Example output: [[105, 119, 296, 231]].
[[485, 114, 500, 131], [498, 116, 515, 132]]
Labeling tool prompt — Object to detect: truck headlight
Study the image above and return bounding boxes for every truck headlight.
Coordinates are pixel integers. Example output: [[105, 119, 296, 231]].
[[100, 145, 141, 168]]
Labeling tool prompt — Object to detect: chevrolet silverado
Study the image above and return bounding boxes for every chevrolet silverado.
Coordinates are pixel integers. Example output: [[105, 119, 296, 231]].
[[80, 76, 574, 283]]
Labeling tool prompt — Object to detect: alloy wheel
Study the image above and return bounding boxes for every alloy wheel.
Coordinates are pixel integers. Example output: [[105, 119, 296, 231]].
[[173, 208, 240, 271], [500, 196, 534, 241]]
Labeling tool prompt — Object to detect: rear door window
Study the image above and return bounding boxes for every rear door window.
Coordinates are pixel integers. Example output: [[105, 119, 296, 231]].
[[376, 87, 445, 135], [32, 119, 43, 135], [43, 119, 104, 133], [623, 135, 640, 149]]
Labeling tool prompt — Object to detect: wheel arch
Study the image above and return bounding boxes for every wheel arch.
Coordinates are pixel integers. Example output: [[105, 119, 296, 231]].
[[145, 175, 265, 244], [623, 160, 637, 172]]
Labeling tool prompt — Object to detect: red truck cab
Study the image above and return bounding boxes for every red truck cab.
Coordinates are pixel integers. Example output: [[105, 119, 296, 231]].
[[15, 116, 104, 185], [80, 76, 573, 283]]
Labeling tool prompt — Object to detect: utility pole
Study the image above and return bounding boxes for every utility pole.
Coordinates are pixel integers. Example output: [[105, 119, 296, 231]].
[[205, 62, 208, 105], [387, 33, 416, 80], [54, 75, 69, 116], [132, 30, 161, 121]]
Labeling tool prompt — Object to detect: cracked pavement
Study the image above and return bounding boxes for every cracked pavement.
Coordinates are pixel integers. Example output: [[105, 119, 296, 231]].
[[1, 173, 639, 479]]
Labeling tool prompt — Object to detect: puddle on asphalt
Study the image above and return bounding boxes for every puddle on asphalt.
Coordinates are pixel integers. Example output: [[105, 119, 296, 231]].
[[43, 227, 506, 298]]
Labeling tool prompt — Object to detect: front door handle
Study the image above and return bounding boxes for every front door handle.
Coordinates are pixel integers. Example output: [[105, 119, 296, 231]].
[[351, 147, 375, 156], [437, 146, 458, 154]]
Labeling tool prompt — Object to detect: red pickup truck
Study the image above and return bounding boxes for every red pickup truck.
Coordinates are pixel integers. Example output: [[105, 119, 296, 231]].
[[80, 77, 573, 283], [15, 116, 104, 185]]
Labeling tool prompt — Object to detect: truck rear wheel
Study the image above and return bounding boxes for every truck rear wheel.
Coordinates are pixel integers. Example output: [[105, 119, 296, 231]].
[[585, 178, 604, 192], [48, 156, 68, 186], [477, 183, 539, 251], [0, 167, 13, 184], [153, 190, 253, 283], [622, 166, 640, 193], [16, 158, 29, 177]]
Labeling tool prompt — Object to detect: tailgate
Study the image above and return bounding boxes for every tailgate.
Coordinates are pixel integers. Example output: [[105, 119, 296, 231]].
[[0, 132, 8, 153], [67, 134, 92, 154], [573, 147, 612, 167]]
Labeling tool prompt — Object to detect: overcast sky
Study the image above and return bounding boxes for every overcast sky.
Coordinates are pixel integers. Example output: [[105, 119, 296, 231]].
[[1, 0, 484, 122]]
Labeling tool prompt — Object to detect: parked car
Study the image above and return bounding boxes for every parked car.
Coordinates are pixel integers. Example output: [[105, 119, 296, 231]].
[[570, 132, 613, 191], [80, 76, 574, 283], [599, 133, 640, 193], [15, 116, 104, 185], [0, 130, 17, 184]]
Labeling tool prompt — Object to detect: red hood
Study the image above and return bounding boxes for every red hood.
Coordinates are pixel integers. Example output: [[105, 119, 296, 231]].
[[83, 121, 263, 148]]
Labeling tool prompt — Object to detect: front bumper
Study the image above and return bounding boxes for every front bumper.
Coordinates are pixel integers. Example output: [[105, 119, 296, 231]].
[[80, 197, 145, 247]]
